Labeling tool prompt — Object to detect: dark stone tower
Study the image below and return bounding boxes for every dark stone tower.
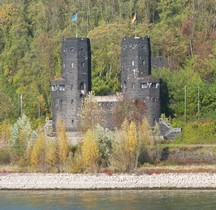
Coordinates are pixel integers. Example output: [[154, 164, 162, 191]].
[[52, 38, 91, 131], [121, 36, 160, 126]]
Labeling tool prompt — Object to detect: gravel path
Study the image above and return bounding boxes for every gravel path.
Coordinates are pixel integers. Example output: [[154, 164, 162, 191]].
[[1, 173, 216, 190]]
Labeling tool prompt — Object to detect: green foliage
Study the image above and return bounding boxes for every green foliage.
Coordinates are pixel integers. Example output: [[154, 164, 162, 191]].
[[175, 120, 216, 144], [94, 124, 114, 166], [0, 90, 13, 121], [9, 114, 33, 163], [88, 21, 130, 94], [0, 120, 11, 143], [0, 0, 215, 136], [0, 146, 11, 165]]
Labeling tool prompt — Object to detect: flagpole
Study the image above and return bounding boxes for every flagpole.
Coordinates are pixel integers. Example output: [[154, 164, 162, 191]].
[[198, 86, 200, 119], [76, 20, 78, 38], [184, 85, 187, 123]]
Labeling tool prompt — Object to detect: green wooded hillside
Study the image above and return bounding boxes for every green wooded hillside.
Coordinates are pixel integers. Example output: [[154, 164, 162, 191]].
[[0, 0, 215, 126]]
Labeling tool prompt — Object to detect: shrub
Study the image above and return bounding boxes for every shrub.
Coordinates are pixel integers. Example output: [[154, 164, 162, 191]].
[[94, 124, 114, 166], [175, 120, 216, 144], [0, 147, 11, 165], [9, 114, 34, 164]]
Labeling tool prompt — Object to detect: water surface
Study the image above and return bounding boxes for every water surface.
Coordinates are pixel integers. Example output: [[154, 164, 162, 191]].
[[1, 190, 216, 209]]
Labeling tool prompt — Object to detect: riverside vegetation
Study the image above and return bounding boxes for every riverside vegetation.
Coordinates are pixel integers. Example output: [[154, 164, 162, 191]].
[[1, 94, 216, 173], [0, 0, 216, 172]]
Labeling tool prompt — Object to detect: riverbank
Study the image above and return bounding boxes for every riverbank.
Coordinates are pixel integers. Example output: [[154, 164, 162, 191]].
[[1, 173, 216, 190]]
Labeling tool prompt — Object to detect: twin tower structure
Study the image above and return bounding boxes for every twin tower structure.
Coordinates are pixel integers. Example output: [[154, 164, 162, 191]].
[[52, 36, 161, 131]]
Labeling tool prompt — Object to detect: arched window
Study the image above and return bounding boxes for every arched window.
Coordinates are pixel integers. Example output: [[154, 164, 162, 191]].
[[80, 82, 87, 95]]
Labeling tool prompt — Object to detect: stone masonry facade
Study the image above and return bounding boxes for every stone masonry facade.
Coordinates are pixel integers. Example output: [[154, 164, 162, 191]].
[[51, 36, 161, 131]]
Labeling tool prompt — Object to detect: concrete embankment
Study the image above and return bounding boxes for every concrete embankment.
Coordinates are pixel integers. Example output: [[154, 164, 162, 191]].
[[1, 173, 216, 190]]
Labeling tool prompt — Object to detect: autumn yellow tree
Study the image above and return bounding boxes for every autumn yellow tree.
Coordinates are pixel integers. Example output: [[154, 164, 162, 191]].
[[30, 132, 46, 170], [139, 117, 154, 146], [81, 129, 100, 172], [125, 121, 138, 170], [138, 117, 162, 164], [0, 120, 11, 144], [78, 92, 104, 132], [112, 119, 139, 172], [111, 129, 128, 172], [56, 115, 69, 172], [45, 141, 58, 172]]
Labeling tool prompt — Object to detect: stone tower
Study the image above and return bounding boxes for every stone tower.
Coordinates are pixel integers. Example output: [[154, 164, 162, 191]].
[[121, 36, 160, 126], [51, 38, 91, 131]]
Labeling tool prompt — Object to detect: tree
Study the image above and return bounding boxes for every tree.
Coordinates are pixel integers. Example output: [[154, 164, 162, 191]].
[[78, 92, 104, 131], [94, 124, 114, 166], [125, 121, 138, 170], [0, 90, 13, 121], [81, 129, 100, 172], [9, 114, 33, 164], [88, 21, 130, 95], [113, 97, 147, 128], [56, 115, 69, 171], [45, 140, 58, 171], [112, 119, 139, 172], [30, 132, 46, 170], [139, 117, 154, 145]]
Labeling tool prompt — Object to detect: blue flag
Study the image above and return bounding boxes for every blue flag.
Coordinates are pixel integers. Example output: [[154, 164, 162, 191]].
[[72, 13, 77, 22]]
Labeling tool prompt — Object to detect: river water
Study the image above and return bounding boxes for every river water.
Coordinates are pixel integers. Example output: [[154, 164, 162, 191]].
[[0, 190, 216, 209]]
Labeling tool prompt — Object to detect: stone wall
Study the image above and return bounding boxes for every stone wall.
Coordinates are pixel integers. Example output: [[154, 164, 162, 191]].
[[51, 38, 91, 131], [121, 36, 161, 126]]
